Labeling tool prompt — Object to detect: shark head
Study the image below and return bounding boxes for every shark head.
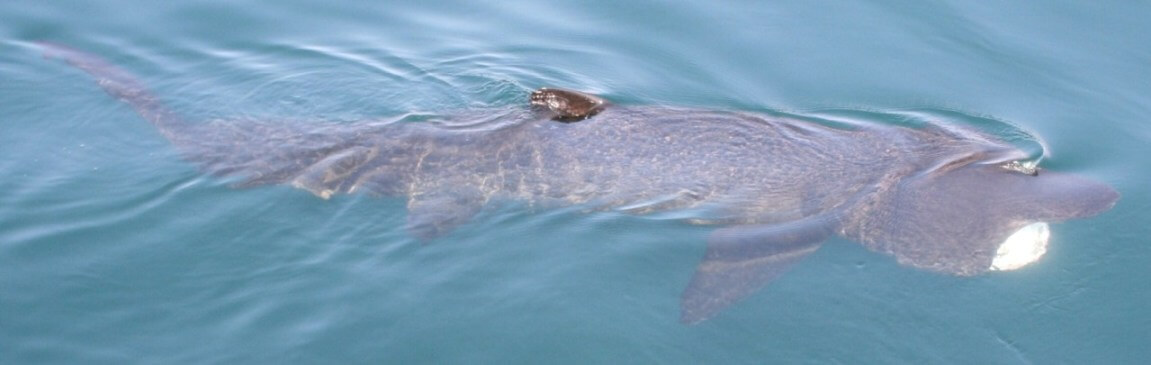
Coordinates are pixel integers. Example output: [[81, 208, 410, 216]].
[[851, 159, 1118, 276]]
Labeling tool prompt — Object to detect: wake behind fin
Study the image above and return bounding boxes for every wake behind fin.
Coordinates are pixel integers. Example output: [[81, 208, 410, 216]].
[[681, 216, 838, 324]]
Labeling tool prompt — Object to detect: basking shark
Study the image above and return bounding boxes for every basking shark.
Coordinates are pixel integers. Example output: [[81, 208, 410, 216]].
[[44, 44, 1118, 323]]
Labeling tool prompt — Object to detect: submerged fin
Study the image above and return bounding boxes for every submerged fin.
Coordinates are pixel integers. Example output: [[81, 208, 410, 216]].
[[289, 146, 379, 198], [405, 187, 484, 241], [529, 87, 608, 122], [681, 216, 837, 324]]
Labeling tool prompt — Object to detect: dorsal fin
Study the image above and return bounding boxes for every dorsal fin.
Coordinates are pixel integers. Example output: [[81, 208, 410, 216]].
[[529, 87, 609, 122]]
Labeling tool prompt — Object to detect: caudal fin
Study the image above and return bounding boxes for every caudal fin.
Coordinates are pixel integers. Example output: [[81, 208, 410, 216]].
[[39, 42, 187, 136], [40, 43, 404, 194]]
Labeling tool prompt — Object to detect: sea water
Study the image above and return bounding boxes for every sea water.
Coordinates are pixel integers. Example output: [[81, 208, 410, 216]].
[[1, 1, 1148, 363]]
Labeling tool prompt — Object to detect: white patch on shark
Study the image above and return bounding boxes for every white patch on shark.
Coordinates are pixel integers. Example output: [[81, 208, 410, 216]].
[[990, 222, 1050, 271]]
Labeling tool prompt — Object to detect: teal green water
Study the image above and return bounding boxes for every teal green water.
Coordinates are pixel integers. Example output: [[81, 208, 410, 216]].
[[2, 1, 1149, 363]]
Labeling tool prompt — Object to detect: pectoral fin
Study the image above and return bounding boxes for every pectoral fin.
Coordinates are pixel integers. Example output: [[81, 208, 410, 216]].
[[681, 217, 837, 324], [290, 146, 378, 199], [405, 187, 484, 242]]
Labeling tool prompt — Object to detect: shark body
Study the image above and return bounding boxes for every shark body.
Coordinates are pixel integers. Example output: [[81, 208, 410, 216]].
[[45, 44, 1118, 323]]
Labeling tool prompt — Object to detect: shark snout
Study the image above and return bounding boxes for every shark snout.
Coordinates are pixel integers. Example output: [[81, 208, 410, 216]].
[[1032, 171, 1119, 221]]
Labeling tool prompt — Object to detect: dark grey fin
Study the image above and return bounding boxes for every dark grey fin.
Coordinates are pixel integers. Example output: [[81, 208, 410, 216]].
[[681, 216, 838, 324], [405, 187, 484, 241], [529, 87, 608, 122]]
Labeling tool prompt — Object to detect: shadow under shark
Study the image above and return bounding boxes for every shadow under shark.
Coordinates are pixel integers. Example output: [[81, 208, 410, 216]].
[[44, 44, 1119, 324]]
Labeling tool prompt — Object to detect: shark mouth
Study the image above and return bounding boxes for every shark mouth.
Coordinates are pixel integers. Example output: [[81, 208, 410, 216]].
[[990, 222, 1051, 271]]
